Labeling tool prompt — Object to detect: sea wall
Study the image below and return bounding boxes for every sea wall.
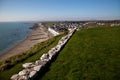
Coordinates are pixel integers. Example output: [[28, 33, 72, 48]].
[[10, 28, 76, 80]]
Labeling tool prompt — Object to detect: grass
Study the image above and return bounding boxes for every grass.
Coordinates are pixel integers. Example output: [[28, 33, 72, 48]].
[[0, 34, 64, 80], [39, 26, 120, 80]]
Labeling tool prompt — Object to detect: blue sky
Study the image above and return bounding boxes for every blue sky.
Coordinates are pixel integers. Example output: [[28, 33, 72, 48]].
[[0, 0, 120, 21]]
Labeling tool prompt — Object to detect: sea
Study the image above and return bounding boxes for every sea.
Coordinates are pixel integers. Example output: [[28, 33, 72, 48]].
[[0, 22, 33, 56]]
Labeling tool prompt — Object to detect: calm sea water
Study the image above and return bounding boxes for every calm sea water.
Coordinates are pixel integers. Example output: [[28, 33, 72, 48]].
[[0, 22, 33, 55]]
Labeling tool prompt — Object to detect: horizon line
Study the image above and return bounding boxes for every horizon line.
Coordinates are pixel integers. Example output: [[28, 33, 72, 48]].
[[0, 19, 120, 22]]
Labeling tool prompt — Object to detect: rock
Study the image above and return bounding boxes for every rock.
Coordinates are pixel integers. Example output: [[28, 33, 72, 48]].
[[18, 71, 26, 76], [49, 48, 56, 55], [18, 75, 28, 80], [41, 61, 48, 66], [33, 65, 42, 71], [35, 60, 41, 65], [58, 40, 64, 46], [40, 54, 49, 59], [22, 63, 35, 68], [55, 45, 61, 51], [40, 54, 49, 61], [11, 74, 19, 80], [29, 70, 37, 78], [48, 52, 56, 60], [18, 69, 30, 76]]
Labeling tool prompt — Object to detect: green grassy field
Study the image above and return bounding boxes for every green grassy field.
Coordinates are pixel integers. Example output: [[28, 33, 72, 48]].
[[39, 27, 120, 80], [0, 34, 64, 80]]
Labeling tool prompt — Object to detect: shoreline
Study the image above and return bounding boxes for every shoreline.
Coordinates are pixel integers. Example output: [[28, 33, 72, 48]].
[[0, 24, 53, 61]]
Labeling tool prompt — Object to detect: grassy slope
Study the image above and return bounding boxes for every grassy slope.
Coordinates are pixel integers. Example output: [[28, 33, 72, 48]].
[[40, 27, 120, 80], [0, 34, 63, 80]]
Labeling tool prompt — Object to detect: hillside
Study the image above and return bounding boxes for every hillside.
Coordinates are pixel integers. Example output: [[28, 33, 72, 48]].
[[39, 27, 120, 80]]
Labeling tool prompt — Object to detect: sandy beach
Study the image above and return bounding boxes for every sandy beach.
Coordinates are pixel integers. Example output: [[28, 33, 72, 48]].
[[0, 24, 53, 61]]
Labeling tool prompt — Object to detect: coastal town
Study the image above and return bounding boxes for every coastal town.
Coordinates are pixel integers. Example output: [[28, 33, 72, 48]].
[[43, 20, 120, 37], [47, 20, 120, 32]]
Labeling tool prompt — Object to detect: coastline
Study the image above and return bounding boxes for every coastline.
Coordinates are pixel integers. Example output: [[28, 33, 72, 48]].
[[0, 24, 53, 61]]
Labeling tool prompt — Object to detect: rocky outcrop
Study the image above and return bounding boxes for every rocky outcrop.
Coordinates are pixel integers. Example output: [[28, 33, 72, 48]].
[[11, 28, 76, 80]]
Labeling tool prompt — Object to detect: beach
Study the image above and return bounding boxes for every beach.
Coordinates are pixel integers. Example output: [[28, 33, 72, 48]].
[[0, 24, 53, 61]]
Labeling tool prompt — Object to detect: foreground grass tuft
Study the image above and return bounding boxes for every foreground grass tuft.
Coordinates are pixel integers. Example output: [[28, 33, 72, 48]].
[[39, 27, 120, 80]]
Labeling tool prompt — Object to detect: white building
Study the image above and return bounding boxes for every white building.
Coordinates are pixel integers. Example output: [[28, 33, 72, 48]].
[[48, 27, 59, 36]]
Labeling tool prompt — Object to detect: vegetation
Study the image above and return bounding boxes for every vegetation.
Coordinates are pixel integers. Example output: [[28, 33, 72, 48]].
[[0, 34, 64, 80], [39, 26, 120, 80]]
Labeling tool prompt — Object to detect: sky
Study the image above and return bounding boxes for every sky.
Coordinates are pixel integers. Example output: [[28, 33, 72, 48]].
[[0, 0, 120, 21]]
